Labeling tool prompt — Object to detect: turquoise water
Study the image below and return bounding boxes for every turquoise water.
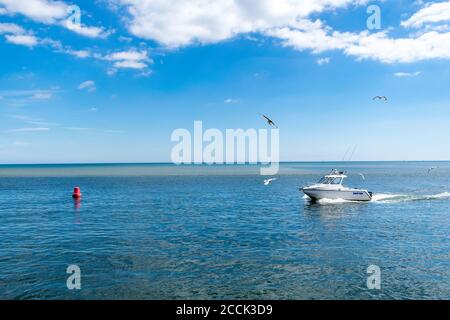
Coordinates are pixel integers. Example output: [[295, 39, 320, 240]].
[[0, 162, 449, 299]]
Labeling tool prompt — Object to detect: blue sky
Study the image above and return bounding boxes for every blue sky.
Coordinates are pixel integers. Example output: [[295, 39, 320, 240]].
[[1, 0, 450, 163]]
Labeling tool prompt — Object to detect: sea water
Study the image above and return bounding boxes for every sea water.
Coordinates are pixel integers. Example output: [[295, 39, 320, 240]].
[[0, 162, 448, 299]]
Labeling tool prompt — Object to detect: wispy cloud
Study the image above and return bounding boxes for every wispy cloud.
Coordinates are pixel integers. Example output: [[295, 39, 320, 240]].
[[63, 20, 112, 39], [64, 48, 91, 58], [13, 141, 30, 146], [316, 57, 330, 65], [8, 115, 121, 135], [0, 22, 25, 34], [394, 71, 421, 77], [64, 127, 94, 132], [78, 80, 96, 92], [401, 1, 450, 28], [224, 98, 239, 104], [0, 21, 147, 75], [0, 89, 57, 106], [0, 22, 38, 48], [104, 49, 152, 70], [6, 127, 50, 133], [11, 115, 59, 127], [118, 36, 133, 43], [7, 70, 36, 81], [40, 38, 92, 59], [64, 127, 123, 134], [32, 92, 52, 100], [0, 0, 111, 38], [5, 34, 39, 47]]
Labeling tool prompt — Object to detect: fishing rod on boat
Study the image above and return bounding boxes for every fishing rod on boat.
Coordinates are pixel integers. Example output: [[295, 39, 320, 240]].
[[341, 146, 351, 161], [348, 145, 358, 162]]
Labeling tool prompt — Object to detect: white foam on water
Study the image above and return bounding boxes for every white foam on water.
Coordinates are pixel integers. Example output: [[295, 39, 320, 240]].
[[371, 192, 450, 203], [427, 192, 450, 199], [317, 198, 356, 204], [371, 193, 403, 202], [302, 191, 450, 205]]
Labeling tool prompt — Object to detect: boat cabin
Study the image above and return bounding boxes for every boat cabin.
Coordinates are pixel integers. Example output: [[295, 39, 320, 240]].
[[317, 171, 347, 185]]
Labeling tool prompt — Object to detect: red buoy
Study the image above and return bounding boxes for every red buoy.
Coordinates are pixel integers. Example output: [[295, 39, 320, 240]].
[[72, 187, 82, 199]]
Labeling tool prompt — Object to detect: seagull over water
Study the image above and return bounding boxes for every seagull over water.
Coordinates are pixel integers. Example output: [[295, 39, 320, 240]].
[[373, 96, 388, 101], [264, 178, 277, 185], [428, 166, 437, 174], [261, 114, 278, 128]]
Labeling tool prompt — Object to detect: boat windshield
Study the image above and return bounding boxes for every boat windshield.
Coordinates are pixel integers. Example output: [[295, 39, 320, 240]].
[[318, 177, 343, 185]]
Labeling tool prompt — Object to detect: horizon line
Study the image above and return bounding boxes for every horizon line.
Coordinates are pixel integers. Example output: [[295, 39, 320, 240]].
[[0, 160, 449, 166]]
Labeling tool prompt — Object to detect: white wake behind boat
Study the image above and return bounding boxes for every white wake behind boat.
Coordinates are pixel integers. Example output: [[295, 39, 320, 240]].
[[301, 170, 372, 201]]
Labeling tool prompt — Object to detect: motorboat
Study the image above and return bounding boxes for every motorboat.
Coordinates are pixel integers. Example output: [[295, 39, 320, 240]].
[[301, 170, 372, 201]]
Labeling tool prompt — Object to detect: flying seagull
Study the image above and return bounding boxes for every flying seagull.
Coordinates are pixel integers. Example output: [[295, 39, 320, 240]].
[[264, 178, 277, 185], [373, 96, 388, 101], [261, 114, 278, 128], [427, 166, 437, 174]]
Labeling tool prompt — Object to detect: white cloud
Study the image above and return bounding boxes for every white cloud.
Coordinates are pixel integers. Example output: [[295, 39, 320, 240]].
[[264, 18, 450, 63], [64, 49, 91, 58], [0, 22, 25, 34], [402, 1, 450, 28], [5, 34, 39, 47], [78, 80, 96, 92], [0, 22, 39, 48], [3, 0, 450, 67], [113, 60, 147, 69], [109, 0, 450, 64], [316, 57, 330, 65], [64, 20, 111, 39], [104, 50, 148, 62], [0, 0, 110, 38], [113, 0, 366, 47], [344, 30, 450, 63], [0, 23, 44, 50], [104, 49, 151, 69], [265, 19, 362, 53], [394, 71, 421, 77], [2, 25, 148, 73], [88, 107, 98, 112], [0, 0, 67, 24]]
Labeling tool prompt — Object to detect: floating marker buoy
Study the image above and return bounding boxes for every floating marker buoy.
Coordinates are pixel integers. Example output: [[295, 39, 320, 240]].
[[72, 187, 82, 199]]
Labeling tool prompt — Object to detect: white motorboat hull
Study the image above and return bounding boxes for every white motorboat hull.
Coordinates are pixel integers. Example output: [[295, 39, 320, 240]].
[[302, 188, 372, 201]]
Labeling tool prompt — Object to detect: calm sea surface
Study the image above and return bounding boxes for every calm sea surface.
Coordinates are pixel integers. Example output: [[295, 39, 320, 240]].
[[0, 162, 449, 299]]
